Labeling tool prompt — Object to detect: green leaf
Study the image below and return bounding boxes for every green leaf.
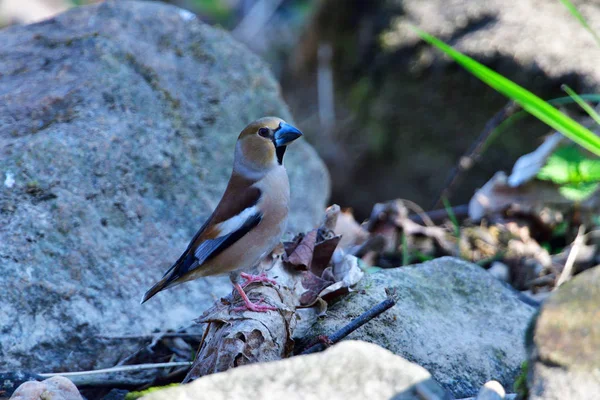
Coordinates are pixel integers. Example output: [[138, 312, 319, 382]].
[[125, 384, 180, 400], [537, 146, 600, 184], [412, 27, 600, 157], [559, 182, 600, 201]]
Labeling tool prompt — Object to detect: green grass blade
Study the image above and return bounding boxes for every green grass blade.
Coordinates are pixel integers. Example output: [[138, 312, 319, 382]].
[[479, 94, 600, 154], [442, 197, 460, 238], [559, 0, 600, 48], [561, 84, 600, 126], [412, 27, 600, 156]]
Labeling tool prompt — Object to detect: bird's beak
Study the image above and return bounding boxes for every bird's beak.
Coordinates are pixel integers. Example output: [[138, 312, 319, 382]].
[[274, 122, 303, 147]]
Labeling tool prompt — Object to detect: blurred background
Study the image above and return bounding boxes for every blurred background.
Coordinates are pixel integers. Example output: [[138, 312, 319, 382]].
[[2, 0, 598, 219]]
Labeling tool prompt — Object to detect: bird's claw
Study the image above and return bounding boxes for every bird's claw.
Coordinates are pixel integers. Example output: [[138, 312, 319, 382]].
[[232, 282, 277, 313], [233, 298, 277, 313], [240, 272, 278, 288]]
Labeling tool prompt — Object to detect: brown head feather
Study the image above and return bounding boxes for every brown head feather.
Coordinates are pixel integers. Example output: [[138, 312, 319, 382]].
[[235, 117, 285, 173]]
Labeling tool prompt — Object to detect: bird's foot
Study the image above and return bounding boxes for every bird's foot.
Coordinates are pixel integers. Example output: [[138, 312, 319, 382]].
[[232, 283, 277, 313], [240, 272, 278, 288]]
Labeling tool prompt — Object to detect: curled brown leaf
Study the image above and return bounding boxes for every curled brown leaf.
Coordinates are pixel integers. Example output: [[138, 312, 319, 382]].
[[284, 229, 318, 270]]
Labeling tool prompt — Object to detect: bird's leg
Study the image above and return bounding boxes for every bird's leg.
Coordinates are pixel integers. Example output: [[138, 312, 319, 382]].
[[240, 272, 278, 288], [232, 283, 277, 312]]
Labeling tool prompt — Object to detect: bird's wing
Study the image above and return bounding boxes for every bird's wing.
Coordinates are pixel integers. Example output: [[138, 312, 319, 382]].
[[193, 211, 262, 265], [163, 183, 262, 279], [142, 175, 263, 304]]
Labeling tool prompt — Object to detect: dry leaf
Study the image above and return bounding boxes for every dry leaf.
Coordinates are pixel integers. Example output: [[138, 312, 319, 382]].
[[335, 207, 369, 249], [186, 282, 297, 382], [299, 271, 335, 306], [322, 204, 341, 232], [310, 235, 342, 276], [320, 254, 364, 300], [469, 172, 570, 221], [284, 229, 318, 270], [508, 133, 564, 187]]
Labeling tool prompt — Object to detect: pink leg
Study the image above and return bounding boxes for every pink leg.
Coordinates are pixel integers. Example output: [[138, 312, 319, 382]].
[[240, 272, 278, 288], [232, 283, 277, 312]]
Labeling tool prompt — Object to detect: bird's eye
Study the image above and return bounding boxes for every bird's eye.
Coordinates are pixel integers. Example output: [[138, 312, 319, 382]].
[[258, 127, 270, 138]]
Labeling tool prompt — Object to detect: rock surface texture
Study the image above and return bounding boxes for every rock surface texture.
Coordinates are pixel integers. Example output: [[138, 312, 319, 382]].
[[0, 1, 329, 372], [142, 341, 449, 400], [304, 257, 535, 398], [284, 0, 600, 216], [527, 265, 600, 400]]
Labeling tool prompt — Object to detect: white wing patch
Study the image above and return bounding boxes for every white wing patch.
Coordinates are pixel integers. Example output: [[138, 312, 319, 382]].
[[216, 205, 261, 237]]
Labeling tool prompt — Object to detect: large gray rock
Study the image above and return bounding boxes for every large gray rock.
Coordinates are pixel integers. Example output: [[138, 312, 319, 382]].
[[305, 257, 535, 398], [142, 341, 449, 400], [527, 265, 600, 400], [0, 1, 329, 372], [284, 0, 600, 216]]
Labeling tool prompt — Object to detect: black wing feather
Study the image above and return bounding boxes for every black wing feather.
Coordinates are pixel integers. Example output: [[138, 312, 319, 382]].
[[193, 212, 263, 266], [168, 212, 263, 281]]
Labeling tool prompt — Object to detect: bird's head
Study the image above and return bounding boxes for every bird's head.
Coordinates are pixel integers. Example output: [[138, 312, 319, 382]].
[[233, 117, 303, 178]]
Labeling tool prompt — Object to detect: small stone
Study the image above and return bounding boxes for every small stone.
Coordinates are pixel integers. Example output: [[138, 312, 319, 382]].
[[488, 262, 510, 282], [11, 376, 82, 400], [476, 380, 506, 400]]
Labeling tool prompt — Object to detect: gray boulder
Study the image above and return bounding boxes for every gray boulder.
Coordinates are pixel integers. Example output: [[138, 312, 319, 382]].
[[142, 340, 449, 400], [305, 257, 535, 398], [0, 1, 329, 372], [527, 265, 600, 400]]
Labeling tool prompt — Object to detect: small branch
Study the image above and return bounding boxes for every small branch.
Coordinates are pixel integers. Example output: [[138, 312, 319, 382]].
[[39, 362, 192, 378], [317, 42, 335, 134], [556, 225, 586, 287], [299, 295, 396, 355], [409, 204, 469, 225], [96, 332, 202, 340], [231, 0, 285, 41], [432, 101, 519, 209]]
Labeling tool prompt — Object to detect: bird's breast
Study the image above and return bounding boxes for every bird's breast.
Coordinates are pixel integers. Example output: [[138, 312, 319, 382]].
[[197, 166, 290, 276]]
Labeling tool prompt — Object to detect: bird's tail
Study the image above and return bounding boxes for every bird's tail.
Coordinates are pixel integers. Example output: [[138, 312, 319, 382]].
[[141, 275, 176, 304]]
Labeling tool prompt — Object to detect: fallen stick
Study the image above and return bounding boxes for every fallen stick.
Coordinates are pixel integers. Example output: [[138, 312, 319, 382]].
[[556, 224, 586, 287], [39, 361, 192, 379], [299, 295, 396, 355], [38, 361, 192, 387]]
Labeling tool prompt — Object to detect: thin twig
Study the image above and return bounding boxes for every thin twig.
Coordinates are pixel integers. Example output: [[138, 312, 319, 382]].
[[39, 362, 192, 378], [318, 42, 335, 134], [556, 225, 586, 287], [432, 101, 519, 209], [526, 274, 556, 288], [409, 204, 469, 225], [97, 332, 203, 340], [299, 296, 396, 355], [400, 199, 436, 227], [231, 0, 285, 41]]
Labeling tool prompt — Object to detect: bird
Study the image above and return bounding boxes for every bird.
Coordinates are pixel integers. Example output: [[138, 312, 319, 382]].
[[141, 117, 303, 312]]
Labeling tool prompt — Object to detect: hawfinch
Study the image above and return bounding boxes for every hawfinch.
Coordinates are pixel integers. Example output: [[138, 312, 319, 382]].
[[142, 117, 303, 312]]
